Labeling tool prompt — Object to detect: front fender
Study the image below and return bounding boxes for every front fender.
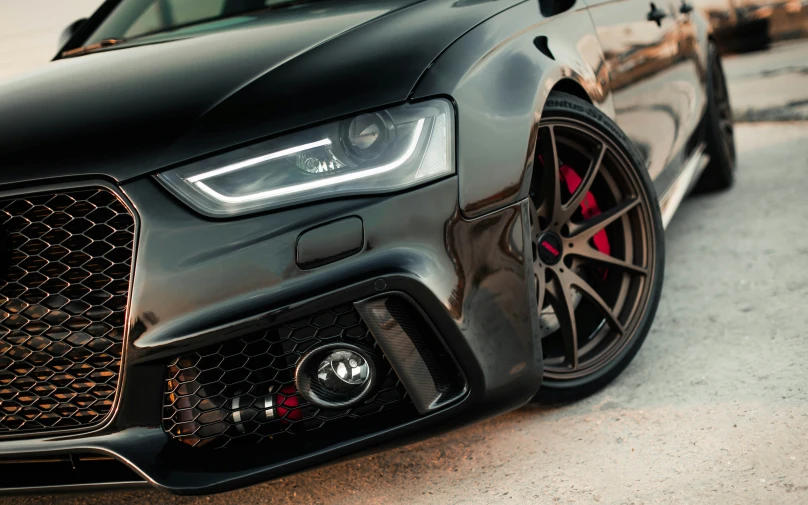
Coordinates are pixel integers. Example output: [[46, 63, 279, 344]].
[[412, 0, 613, 219]]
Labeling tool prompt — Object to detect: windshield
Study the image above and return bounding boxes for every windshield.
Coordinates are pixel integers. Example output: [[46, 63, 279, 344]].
[[84, 0, 325, 46]]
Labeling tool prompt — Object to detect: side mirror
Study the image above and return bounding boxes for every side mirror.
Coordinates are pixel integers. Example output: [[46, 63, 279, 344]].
[[59, 18, 88, 50]]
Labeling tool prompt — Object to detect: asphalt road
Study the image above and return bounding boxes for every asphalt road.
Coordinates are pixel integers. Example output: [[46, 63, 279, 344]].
[[2, 36, 808, 505], [724, 40, 808, 121]]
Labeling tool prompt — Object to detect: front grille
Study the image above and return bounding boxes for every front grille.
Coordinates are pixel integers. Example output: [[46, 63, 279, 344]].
[[0, 188, 135, 435], [164, 305, 414, 449]]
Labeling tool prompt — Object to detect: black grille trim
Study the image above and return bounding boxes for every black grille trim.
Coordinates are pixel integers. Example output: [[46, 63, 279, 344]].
[[0, 186, 136, 436], [0, 453, 146, 491], [163, 304, 416, 449]]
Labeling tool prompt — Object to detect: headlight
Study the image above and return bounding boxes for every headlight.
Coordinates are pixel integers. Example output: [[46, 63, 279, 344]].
[[156, 99, 454, 217]]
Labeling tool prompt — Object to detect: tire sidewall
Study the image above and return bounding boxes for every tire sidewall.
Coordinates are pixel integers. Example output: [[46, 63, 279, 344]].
[[535, 93, 666, 403]]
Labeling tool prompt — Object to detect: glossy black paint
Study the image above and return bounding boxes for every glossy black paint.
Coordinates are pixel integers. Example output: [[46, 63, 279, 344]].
[[0, 178, 541, 494], [587, 0, 708, 196], [0, 0, 715, 494], [295, 216, 364, 269], [413, 0, 613, 218], [0, 0, 521, 187]]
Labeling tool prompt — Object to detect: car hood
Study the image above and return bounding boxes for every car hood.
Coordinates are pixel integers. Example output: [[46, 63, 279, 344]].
[[0, 0, 522, 187]]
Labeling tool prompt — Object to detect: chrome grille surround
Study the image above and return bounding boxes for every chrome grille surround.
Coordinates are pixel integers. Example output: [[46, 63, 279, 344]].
[[0, 186, 135, 436]]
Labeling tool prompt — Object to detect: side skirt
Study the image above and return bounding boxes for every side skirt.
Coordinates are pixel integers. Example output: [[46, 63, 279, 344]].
[[659, 143, 710, 228]]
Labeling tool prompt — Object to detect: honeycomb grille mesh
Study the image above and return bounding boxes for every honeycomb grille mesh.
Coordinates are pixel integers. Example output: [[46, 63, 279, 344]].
[[0, 188, 134, 434], [164, 305, 413, 449]]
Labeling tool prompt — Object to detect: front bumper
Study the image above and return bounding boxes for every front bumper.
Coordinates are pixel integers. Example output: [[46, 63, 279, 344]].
[[0, 176, 542, 494]]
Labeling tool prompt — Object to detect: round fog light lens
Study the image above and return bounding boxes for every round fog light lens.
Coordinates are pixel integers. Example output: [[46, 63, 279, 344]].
[[295, 343, 377, 408], [318, 350, 370, 393]]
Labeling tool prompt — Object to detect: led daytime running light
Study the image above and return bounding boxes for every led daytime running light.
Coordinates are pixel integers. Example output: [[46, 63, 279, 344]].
[[190, 119, 425, 204]]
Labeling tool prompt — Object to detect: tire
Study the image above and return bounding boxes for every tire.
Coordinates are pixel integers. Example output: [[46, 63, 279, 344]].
[[528, 92, 665, 404], [694, 42, 736, 193]]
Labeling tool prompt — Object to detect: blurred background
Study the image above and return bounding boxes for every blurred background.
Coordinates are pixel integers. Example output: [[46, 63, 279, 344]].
[[701, 0, 808, 52], [0, 1, 102, 81]]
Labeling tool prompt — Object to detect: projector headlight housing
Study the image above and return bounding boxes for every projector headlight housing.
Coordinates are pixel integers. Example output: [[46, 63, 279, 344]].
[[156, 99, 454, 217]]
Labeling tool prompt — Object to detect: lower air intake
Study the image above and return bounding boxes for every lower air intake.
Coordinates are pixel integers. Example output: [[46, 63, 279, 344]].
[[163, 305, 415, 449]]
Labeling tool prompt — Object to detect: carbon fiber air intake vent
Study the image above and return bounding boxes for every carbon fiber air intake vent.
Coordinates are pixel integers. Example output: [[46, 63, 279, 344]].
[[355, 293, 467, 414]]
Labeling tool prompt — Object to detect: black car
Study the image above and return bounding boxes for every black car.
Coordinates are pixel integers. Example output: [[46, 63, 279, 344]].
[[0, 0, 734, 495]]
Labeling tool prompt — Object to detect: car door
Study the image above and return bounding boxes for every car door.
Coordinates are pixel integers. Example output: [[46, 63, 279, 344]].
[[585, 0, 703, 194]]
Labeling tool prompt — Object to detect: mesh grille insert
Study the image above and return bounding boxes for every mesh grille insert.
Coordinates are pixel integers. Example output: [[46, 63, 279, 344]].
[[163, 305, 415, 449], [0, 188, 134, 435]]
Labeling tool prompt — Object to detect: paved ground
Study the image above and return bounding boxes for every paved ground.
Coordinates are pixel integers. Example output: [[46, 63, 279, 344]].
[[724, 39, 808, 121]]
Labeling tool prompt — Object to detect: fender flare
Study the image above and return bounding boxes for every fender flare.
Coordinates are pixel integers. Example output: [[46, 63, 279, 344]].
[[412, 1, 615, 219]]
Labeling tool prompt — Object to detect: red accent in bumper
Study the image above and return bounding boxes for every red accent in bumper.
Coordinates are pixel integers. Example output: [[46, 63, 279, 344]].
[[277, 386, 302, 421]]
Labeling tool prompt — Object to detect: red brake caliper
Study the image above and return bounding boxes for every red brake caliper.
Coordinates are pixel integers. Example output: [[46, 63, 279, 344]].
[[558, 164, 610, 257], [538, 156, 611, 278]]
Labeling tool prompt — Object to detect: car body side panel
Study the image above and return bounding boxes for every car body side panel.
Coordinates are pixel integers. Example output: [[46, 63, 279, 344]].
[[412, 0, 613, 219], [651, 5, 712, 195], [674, 2, 709, 145], [585, 0, 707, 195], [694, 7, 712, 67]]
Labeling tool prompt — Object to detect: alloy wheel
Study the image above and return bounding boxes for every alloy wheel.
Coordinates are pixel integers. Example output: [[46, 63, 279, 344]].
[[530, 119, 659, 380]]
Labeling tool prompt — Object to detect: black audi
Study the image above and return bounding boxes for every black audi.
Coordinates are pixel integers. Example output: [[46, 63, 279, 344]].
[[0, 0, 735, 494]]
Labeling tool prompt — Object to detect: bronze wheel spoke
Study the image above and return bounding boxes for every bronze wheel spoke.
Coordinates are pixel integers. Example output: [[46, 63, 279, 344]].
[[534, 270, 545, 318], [569, 196, 640, 243], [572, 245, 648, 276], [564, 269, 624, 334], [546, 272, 578, 370], [537, 126, 562, 223]]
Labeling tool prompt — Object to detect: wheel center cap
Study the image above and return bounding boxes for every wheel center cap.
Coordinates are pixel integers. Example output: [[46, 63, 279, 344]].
[[537, 232, 563, 265]]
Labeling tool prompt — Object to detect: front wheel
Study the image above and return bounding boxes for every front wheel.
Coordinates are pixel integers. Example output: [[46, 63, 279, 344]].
[[530, 93, 665, 404]]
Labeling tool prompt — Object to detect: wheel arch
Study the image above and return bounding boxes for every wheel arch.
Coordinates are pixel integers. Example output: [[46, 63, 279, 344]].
[[548, 78, 593, 105], [412, 1, 615, 219]]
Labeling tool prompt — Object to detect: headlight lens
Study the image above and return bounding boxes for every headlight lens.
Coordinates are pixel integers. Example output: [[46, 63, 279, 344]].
[[156, 99, 454, 217]]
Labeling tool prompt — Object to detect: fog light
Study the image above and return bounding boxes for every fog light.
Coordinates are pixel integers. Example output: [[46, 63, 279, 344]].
[[318, 349, 370, 392], [296, 343, 377, 408]]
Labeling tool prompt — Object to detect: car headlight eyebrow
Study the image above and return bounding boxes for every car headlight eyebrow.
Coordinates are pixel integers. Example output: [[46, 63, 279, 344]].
[[156, 100, 453, 217]]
